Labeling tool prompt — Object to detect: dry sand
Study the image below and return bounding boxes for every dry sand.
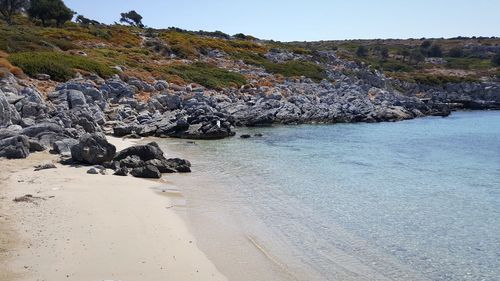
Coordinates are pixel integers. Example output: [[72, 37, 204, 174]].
[[0, 137, 227, 281]]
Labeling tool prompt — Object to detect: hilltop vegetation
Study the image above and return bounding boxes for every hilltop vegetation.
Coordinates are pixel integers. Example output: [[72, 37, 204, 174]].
[[289, 37, 500, 84], [0, 0, 499, 88]]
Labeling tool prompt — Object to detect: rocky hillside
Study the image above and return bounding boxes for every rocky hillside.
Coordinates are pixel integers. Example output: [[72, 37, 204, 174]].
[[1, 18, 500, 160]]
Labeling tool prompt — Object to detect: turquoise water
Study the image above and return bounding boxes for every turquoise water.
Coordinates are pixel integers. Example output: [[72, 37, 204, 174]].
[[162, 111, 500, 281]]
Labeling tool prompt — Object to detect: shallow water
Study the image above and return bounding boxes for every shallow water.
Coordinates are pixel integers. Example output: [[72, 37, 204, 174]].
[[160, 111, 500, 281]]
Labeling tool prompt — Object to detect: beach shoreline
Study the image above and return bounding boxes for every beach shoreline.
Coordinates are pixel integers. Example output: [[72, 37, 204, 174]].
[[0, 137, 227, 281]]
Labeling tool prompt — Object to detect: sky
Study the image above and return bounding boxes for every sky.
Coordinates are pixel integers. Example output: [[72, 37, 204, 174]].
[[65, 0, 500, 42]]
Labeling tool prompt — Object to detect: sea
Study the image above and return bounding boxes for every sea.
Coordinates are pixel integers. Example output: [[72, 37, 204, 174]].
[[159, 111, 500, 281]]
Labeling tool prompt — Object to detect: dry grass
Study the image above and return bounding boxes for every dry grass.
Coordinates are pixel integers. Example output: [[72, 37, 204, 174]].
[[0, 57, 24, 77], [135, 91, 152, 102]]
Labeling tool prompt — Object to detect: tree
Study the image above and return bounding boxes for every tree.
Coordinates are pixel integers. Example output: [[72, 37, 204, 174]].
[[0, 0, 29, 24], [356, 45, 368, 58], [28, 0, 74, 27], [120, 10, 143, 28], [76, 14, 100, 26]]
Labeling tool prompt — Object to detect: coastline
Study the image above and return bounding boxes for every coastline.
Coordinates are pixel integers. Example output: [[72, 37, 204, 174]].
[[156, 140, 302, 281], [0, 137, 227, 281]]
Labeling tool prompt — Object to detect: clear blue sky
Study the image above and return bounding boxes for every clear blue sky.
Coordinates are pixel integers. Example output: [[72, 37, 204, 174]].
[[65, 0, 499, 41]]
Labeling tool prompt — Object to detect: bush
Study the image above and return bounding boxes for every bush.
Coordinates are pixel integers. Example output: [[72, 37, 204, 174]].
[[380, 61, 414, 72], [356, 45, 368, 57], [428, 44, 443, 57], [448, 47, 464, 58], [263, 61, 327, 82], [413, 74, 477, 85], [159, 62, 246, 89], [492, 53, 500, 66], [9, 51, 116, 81]]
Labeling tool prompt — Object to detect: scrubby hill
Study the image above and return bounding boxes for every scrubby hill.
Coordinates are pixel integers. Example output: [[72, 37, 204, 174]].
[[1, 12, 500, 160], [1, 16, 499, 90]]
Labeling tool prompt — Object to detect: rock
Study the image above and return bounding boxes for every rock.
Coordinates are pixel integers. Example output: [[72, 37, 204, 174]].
[[71, 133, 116, 164], [112, 124, 139, 137], [53, 138, 79, 156], [0, 128, 19, 140], [34, 163, 57, 171], [164, 158, 191, 173], [114, 142, 166, 162], [0, 135, 30, 159], [87, 168, 99, 174], [0, 90, 21, 127], [21, 123, 64, 138], [154, 80, 169, 91], [145, 159, 177, 173], [254, 133, 263, 137], [102, 161, 120, 170], [156, 94, 181, 110], [67, 90, 87, 109], [28, 139, 46, 152], [35, 74, 51, 80], [240, 134, 251, 139], [117, 155, 144, 169], [130, 165, 161, 179], [113, 167, 129, 176]]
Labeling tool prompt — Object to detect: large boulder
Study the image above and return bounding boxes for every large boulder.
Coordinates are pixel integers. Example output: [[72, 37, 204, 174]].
[[114, 142, 166, 162], [0, 135, 30, 159], [71, 133, 116, 164]]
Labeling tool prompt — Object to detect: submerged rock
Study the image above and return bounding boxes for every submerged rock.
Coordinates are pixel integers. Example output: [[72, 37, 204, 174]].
[[164, 158, 191, 173]]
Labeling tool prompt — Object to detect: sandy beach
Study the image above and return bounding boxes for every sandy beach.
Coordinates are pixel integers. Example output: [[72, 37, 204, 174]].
[[0, 137, 227, 281]]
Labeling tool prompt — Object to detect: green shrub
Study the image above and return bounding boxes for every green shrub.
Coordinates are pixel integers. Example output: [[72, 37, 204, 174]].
[[263, 61, 327, 81], [49, 38, 78, 51], [446, 57, 492, 70], [9, 51, 116, 81], [380, 61, 414, 72], [412, 74, 477, 85], [159, 62, 246, 89]]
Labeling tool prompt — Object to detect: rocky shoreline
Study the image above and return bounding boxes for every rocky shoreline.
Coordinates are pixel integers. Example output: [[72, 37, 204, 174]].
[[1, 55, 499, 164]]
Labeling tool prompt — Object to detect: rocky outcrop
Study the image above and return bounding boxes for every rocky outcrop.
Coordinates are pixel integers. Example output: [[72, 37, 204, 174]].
[[0, 48, 498, 161]]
